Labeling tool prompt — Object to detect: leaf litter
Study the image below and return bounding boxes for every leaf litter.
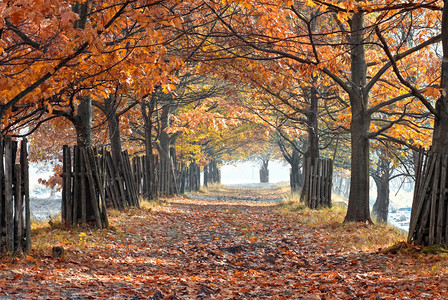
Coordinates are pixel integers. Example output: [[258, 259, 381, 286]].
[[0, 184, 448, 299]]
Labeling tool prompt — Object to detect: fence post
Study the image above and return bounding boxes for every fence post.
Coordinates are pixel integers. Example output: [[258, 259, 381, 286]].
[[21, 138, 31, 253], [0, 137, 31, 254], [0, 136, 4, 251], [14, 164, 22, 253], [5, 136, 14, 252], [80, 148, 87, 224]]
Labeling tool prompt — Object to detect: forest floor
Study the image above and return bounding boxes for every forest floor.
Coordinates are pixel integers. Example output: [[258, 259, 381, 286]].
[[1, 184, 448, 299]]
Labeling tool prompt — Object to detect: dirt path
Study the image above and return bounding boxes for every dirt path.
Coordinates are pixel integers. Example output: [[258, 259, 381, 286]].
[[0, 185, 447, 299], [187, 183, 285, 203]]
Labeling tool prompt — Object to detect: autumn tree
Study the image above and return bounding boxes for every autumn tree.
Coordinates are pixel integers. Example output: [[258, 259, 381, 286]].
[[168, 85, 273, 183], [129, 71, 235, 196], [246, 144, 280, 184], [372, 1, 448, 245], [1, 0, 184, 143], [179, 0, 442, 222]]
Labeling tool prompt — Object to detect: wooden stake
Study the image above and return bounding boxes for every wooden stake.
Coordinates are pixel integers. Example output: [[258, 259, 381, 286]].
[[80, 148, 87, 224], [429, 154, 441, 245], [21, 138, 31, 253], [4, 136, 14, 253], [82, 148, 102, 229], [437, 154, 448, 244], [14, 164, 22, 253], [409, 153, 438, 242]]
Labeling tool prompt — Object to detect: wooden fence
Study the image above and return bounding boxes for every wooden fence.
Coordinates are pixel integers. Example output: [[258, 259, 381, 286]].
[[131, 155, 149, 198], [62, 146, 139, 228], [204, 160, 220, 186], [301, 157, 333, 209], [158, 156, 178, 196], [179, 162, 201, 193], [62, 144, 207, 228], [408, 150, 448, 246], [132, 156, 200, 198], [0, 136, 31, 254], [132, 155, 173, 198], [290, 170, 301, 193], [62, 146, 108, 228], [105, 151, 139, 209]]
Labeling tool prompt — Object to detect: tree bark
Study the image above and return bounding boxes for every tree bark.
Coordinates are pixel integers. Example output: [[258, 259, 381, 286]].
[[301, 85, 320, 202], [372, 152, 390, 223], [259, 157, 269, 183], [344, 12, 372, 223], [75, 96, 93, 147], [290, 149, 302, 193], [209, 160, 220, 184], [158, 104, 173, 195], [141, 100, 156, 199], [204, 164, 209, 187], [306, 85, 320, 164], [435, 0, 448, 154], [158, 104, 171, 160], [408, 2, 448, 245], [432, 103, 448, 153], [105, 95, 122, 169]]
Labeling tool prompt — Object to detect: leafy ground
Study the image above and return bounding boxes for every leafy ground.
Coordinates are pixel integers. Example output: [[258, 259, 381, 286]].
[[1, 184, 448, 299]]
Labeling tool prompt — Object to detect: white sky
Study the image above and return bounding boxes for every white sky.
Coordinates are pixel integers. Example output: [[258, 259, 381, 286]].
[[220, 160, 290, 184]]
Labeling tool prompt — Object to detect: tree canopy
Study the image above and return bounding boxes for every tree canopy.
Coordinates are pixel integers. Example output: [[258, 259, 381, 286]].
[[2, 0, 447, 229]]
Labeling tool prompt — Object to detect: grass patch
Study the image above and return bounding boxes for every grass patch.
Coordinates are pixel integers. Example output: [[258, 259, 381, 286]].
[[30, 218, 101, 257], [199, 183, 228, 193], [27, 197, 175, 259], [277, 193, 306, 211], [276, 183, 292, 194], [139, 197, 169, 211], [278, 197, 407, 252], [330, 221, 407, 252], [332, 193, 348, 207], [279, 194, 448, 275]]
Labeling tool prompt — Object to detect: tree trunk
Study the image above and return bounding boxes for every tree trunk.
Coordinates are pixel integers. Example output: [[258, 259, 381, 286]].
[[209, 160, 220, 184], [208, 161, 214, 184], [372, 152, 390, 223], [290, 149, 301, 193], [259, 157, 269, 183], [75, 96, 93, 147], [158, 104, 171, 160], [345, 97, 371, 222], [432, 106, 448, 154], [307, 85, 320, 163], [106, 95, 122, 169], [141, 100, 156, 199], [158, 104, 173, 195], [72, 95, 99, 227], [204, 164, 209, 187], [409, 4, 448, 245], [301, 85, 320, 202], [344, 12, 372, 223], [433, 0, 448, 154]]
